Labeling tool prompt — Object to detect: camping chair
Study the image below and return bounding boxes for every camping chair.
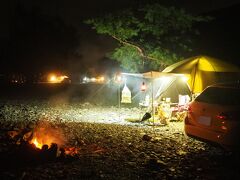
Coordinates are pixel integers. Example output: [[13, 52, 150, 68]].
[[156, 98, 172, 125], [171, 95, 190, 121]]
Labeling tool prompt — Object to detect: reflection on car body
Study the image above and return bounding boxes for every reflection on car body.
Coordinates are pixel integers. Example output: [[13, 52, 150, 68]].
[[184, 82, 240, 150]]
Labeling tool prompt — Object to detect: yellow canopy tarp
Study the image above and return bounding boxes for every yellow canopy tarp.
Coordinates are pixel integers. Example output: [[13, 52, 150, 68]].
[[162, 55, 240, 93]]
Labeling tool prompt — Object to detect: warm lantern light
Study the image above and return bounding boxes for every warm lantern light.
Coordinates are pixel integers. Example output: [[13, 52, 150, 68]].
[[141, 82, 146, 91], [116, 75, 122, 82]]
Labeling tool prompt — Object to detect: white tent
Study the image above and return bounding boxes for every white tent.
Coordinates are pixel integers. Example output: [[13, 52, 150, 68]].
[[122, 71, 191, 104]]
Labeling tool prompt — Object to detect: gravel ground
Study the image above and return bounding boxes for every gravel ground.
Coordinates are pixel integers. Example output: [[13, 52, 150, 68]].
[[0, 100, 240, 180]]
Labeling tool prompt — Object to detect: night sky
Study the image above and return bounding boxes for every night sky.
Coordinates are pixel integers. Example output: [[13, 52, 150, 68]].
[[0, 0, 240, 80]]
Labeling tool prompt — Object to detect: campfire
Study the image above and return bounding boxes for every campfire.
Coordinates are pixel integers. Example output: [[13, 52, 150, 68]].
[[29, 135, 80, 157], [28, 122, 65, 150], [5, 120, 106, 168], [7, 120, 80, 163]]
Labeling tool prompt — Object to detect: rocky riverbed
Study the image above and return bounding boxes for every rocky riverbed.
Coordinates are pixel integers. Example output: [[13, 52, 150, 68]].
[[0, 100, 239, 179]]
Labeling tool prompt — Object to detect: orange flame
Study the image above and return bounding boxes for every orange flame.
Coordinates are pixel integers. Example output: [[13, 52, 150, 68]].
[[30, 135, 59, 149], [29, 121, 66, 150], [28, 121, 82, 157], [32, 138, 43, 149]]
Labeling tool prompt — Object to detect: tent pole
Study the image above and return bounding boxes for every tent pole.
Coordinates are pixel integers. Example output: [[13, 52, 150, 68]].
[[191, 59, 199, 96], [151, 73, 156, 136], [152, 79, 154, 124], [150, 71, 154, 124]]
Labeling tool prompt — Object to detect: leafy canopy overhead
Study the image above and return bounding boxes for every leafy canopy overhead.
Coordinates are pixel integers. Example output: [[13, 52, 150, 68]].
[[86, 4, 209, 72]]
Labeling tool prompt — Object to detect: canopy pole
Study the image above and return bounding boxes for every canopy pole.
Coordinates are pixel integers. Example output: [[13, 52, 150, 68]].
[[191, 59, 199, 95], [151, 72, 156, 136], [151, 79, 154, 124]]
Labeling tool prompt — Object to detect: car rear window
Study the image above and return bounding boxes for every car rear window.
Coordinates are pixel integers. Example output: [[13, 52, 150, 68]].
[[195, 87, 240, 105]]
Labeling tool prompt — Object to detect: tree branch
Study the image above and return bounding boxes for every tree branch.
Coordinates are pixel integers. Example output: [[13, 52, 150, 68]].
[[111, 35, 167, 66], [111, 35, 144, 56]]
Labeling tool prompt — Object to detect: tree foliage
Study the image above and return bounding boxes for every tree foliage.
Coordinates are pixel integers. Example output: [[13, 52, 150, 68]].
[[86, 4, 209, 72]]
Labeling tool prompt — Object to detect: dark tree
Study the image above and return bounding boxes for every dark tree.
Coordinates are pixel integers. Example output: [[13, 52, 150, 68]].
[[86, 3, 210, 72]]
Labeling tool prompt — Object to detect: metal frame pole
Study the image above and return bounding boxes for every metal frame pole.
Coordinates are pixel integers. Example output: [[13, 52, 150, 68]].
[[151, 80, 154, 123], [118, 84, 121, 109]]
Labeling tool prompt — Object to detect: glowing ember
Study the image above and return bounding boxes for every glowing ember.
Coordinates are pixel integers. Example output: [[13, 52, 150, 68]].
[[64, 147, 80, 156]]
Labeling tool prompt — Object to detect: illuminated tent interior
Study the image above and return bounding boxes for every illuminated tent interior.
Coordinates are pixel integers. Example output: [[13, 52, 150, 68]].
[[162, 55, 240, 94], [122, 71, 191, 104], [122, 71, 191, 123], [153, 76, 191, 103]]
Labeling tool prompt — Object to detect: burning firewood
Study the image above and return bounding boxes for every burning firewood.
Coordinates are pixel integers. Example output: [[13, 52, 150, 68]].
[[64, 147, 80, 156], [5, 120, 81, 165], [23, 131, 33, 141], [7, 130, 19, 138]]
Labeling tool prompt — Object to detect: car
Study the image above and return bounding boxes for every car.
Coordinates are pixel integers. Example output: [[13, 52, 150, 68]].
[[184, 82, 240, 150]]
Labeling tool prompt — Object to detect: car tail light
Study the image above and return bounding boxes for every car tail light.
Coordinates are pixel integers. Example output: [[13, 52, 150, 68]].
[[216, 113, 229, 131], [220, 125, 227, 131], [216, 115, 227, 120], [216, 112, 231, 121], [187, 105, 192, 113]]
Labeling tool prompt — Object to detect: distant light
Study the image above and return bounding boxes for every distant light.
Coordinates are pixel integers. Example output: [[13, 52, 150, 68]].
[[91, 77, 96, 82], [62, 75, 69, 79], [49, 75, 57, 82], [59, 75, 68, 81], [48, 73, 69, 83], [99, 76, 105, 81], [83, 77, 88, 82]]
